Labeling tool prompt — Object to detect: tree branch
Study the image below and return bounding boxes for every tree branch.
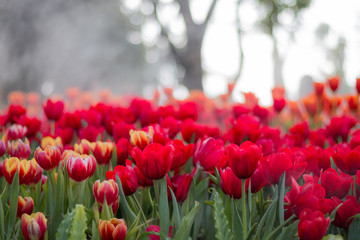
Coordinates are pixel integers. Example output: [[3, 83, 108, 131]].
[[175, 0, 194, 27], [202, 0, 218, 27]]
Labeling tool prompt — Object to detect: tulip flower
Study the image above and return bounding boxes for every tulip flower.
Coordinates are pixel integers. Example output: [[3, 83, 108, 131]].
[[93, 179, 119, 213], [115, 138, 133, 165], [273, 98, 286, 112], [106, 160, 138, 196], [131, 143, 174, 180], [18, 116, 41, 138], [21, 212, 47, 240], [7, 124, 28, 140], [227, 141, 261, 179], [19, 159, 43, 186], [3, 157, 20, 184], [171, 172, 193, 202], [34, 145, 62, 171], [7, 139, 31, 160], [0, 140, 6, 158], [7, 104, 26, 123], [262, 152, 292, 185], [17, 196, 34, 218], [134, 166, 153, 187], [93, 141, 114, 165], [160, 116, 180, 139], [98, 218, 127, 240], [43, 99, 64, 121], [332, 143, 360, 175], [79, 125, 104, 142], [356, 77, 360, 95], [112, 121, 135, 142], [40, 136, 63, 152], [170, 140, 193, 171], [333, 195, 360, 229], [313, 82, 325, 97], [328, 76, 340, 92], [66, 154, 96, 182], [220, 167, 245, 199], [298, 208, 330, 240], [146, 225, 173, 240], [193, 138, 224, 172], [320, 168, 352, 199], [129, 127, 154, 150], [74, 139, 95, 155]]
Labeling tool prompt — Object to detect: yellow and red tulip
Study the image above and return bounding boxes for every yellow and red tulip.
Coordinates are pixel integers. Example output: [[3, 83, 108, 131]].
[[93, 179, 119, 213], [40, 136, 63, 152], [17, 196, 34, 218], [3, 157, 20, 184], [93, 141, 114, 165], [129, 127, 154, 150], [21, 212, 47, 240], [7, 139, 31, 160], [98, 218, 127, 240], [19, 159, 42, 186], [34, 145, 62, 171]]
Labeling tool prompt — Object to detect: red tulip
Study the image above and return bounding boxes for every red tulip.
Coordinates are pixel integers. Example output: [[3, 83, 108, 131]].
[[7, 139, 31, 160], [320, 168, 352, 199], [181, 119, 204, 143], [93, 179, 119, 210], [116, 138, 133, 165], [93, 141, 114, 165], [79, 126, 104, 142], [273, 98, 286, 112], [7, 105, 26, 124], [146, 225, 173, 240], [18, 116, 41, 138], [17, 196, 34, 218], [21, 212, 47, 240], [3, 157, 20, 184], [220, 167, 245, 199], [227, 141, 261, 179], [98, 218, 127, 240], [43, 99, 64, 121], [19, 159, 42, 186], [131, 143, 174, 180], [170, 172, 193, 202], [0, 140, 6, 158], [170, 140, 193, 171], [328, 76, 340, 92], [313, 82, 325, 97], [160, 116, 180, 139], [333, 195, 360, 229], [113, 121, 135, 142], [34, 145, 62, 171], [262, 152, 292, 185], [134, 166, 153, 187], [356, 77, 360, 94], [106, 160, 138, 196], [298, 208, 329, 240], [66, 154, 96, 182], [7, 124, 28, 140], [177, 101, 198, 121], [193, 138, 224, 172], [332, 143, 360, 175]]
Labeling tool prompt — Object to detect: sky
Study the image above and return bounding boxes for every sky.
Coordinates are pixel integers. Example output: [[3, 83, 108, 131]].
[[201, 0, 360, 105]]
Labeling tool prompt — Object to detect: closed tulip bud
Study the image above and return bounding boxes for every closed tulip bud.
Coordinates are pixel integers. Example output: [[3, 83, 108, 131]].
[[0, 140, 6, 158], [43, 98, 64, 121], [19, 159, 42, 186], [3, 157, 20, 184], [313, 82, 325, 97], [328, 76, 340, 92], [98, 218, 127, 240], [106, 160, 138, 196], [193, 138, 224, 172], [66, 154, 96, 182], [146, 225, 173, 240], [93, 179, 119, 207], [21, 212, 47, 240], [298, 209, 329, 240], [17, 196, 34, 218], [273, 98, 286, 112], [129, 127, 154, 150], [40, 136, 63, 152], [7, 124, 28, 140], [116, 138, 133, 165], [131, 143, 174, 180], [74, 139, 95, 155], [93, 141, 114, 165], [347, 95, 358, 112], [171, 172, 193, 202], [34, 145, 61, 171], [228, 141, 261, 179], [220, 167, 246, 199], [7, 139, 31, 160]]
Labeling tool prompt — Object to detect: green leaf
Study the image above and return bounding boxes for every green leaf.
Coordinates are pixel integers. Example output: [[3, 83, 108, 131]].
[[330, 203, 343, 222], [159, 177, 170, 240], [212, 190, 234, 240], [278, 172, 286, 225], [330, 157, 339, 174], [0, 196, 4, 240], [6, 170, 19, 240], [169, 188, 181, 230], [92, 220, 100, 240], [255, 197, 277, 239], [245, 223, 258, 240], [231, 198, 242, 240], [69, 204, 87, 240], [275, 220, 299, 240], [349, 217, 360, 239], [56, 209, 76, 240], [263, 197, 277, 237], [115, 175, 136, 224], [173, 201, 200, 240]]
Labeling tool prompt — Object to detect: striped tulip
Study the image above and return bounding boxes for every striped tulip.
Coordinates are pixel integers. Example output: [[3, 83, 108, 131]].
[[66, 154, 96, 182], [34, 145, 62, 171], [19, 159, 42, 186], [7, 139, 31, 160], [93, 141, 114, 165], [98, 218, 127, 240], [3, 157, 20, 184], [21, 212, 47, 240], [17, 196, 34, 218], [93, 179, 119, 213]]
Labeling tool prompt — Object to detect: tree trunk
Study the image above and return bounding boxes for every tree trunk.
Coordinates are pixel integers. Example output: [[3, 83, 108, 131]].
[[181, 43, 203, 91], [272, 36, 284, 87]]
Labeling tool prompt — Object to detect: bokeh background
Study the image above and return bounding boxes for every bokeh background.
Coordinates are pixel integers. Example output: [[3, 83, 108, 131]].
[[1, 0, 360, 105]]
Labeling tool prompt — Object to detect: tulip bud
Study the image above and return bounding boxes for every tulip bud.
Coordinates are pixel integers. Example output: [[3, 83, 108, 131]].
[[129, 127, 154, 150], [328, 76, 340, 92], [7, 124, 28, 140], [115, 138, 133, 165], [98, 218, 127, 240], [66, 154, 96, 182], [7, 139, 31, 160], [21, 212, 47, 240], [34, 145, 62, 171], [313, 82, 325, 97], [146, 225, 173, 240], [93, 179, 119, 212], [43, 98, 64, 121], [17, 196, 34, 218], [3, 157, 20, 184], [92, 141, 114, 165], [298, 209, 329, 240]]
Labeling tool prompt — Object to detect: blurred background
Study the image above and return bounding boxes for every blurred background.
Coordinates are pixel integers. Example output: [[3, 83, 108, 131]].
[[1, 0, 360, 106]]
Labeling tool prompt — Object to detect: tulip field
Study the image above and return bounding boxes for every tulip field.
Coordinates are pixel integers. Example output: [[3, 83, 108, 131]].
[[2, 77, 360, 240]]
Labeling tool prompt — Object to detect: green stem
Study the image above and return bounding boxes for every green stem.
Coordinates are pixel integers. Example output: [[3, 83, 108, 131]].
[[131, 195, 149, 227], [353, 175, 357, 198], [264, 215, 296, 240], [242, 179, 247, 239], [50, 121, 55, 136]]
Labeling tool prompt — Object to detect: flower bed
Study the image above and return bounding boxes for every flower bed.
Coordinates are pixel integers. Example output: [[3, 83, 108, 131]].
[[1, 78, 360, 240]]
